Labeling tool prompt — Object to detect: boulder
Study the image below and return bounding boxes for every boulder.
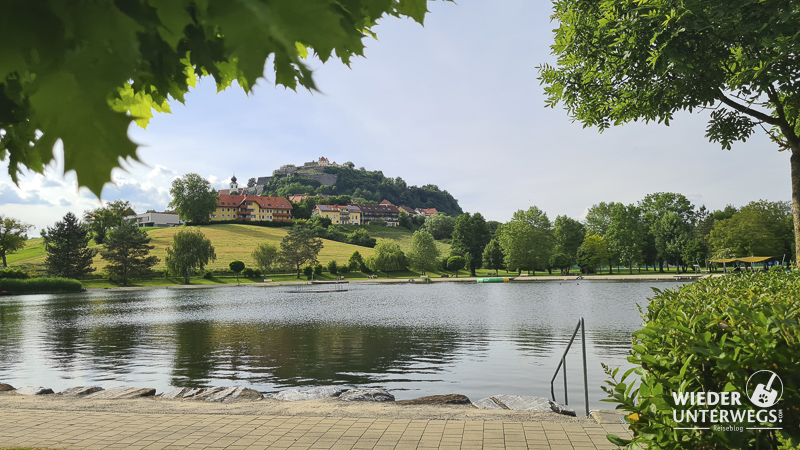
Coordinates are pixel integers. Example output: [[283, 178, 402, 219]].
[[190, 387, 228, 401], [339, 389, 394, 402], [265, 386, 344, 401], [395, 394, 471, 406], [59, 386, 104, 397], [0, 383, 14, 392], [160, 387, 193, 399], [191, 387, 262, 402], [548, 400, 577, 417], [491, 395, 552, 412], [85, 387, 155, 399], [472, 395, 576, 416], [472, 397, 505, 410], [15, 386, 54, 396]]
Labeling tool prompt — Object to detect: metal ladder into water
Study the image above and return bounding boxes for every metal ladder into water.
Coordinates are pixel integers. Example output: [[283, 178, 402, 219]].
[[550, 317, 590, 417]]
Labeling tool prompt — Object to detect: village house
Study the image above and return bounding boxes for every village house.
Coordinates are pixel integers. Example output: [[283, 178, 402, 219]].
[[211, 194, 292, 222], [358, 203, 400, 226], [312, 204, 362, 225]]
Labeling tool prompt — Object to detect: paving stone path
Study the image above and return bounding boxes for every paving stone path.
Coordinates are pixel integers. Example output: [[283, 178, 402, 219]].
[[0, 408, 631, 449]]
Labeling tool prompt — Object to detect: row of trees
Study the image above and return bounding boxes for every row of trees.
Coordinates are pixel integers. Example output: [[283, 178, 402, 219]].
[[41, 212, 159, 285], [481, 193, 794, 275], [393, 192, 794, 277]]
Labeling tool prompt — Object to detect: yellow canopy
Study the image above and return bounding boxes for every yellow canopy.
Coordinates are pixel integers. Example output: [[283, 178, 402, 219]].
[[709, 257, 773, 263], [736, 256, 773, 263]]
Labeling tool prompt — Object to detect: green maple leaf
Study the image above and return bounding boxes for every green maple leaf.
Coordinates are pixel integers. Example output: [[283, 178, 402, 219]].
[[397, 0, 429, 25], [0, 0, 450, 196]]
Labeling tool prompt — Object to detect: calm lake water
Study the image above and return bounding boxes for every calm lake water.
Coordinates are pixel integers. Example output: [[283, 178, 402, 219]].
[[0, 280, 688, 413]]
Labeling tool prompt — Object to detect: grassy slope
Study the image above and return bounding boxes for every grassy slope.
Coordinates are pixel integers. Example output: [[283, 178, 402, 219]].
[[6, 224, 447, 274]]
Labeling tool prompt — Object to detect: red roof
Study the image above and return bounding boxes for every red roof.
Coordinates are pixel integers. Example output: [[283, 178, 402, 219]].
[[218, 195, 293, 209], [380, 200, 394, 206]]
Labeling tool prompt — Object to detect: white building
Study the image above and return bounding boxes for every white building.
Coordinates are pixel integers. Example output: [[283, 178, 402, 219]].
[[126, 212, 185, 228]]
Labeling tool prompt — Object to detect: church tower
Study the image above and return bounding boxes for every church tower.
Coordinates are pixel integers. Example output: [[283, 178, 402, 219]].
[[230, 174, 239, 194]]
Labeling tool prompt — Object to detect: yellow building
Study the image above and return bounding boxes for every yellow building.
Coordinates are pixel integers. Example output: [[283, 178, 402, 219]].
[[211, 195, 293, 222], [313, 205, 362, 225]]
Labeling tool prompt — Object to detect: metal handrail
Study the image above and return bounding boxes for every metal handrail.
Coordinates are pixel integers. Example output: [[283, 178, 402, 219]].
[[550, 317, 589, 417]]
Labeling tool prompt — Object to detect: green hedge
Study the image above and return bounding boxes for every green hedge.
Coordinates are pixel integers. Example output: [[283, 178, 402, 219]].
[[0, 277, 84, 294], [0, 268, 29, 279], [188, 219, 295, 228], [604, 270, 799, 449]]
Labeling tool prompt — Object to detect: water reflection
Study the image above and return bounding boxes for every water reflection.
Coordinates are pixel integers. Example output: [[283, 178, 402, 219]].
[[0, 280, 687, 409]]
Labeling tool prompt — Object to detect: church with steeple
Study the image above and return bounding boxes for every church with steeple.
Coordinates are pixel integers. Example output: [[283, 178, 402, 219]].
[[211, 173, 293, 223], [218, 173, 241, 196]]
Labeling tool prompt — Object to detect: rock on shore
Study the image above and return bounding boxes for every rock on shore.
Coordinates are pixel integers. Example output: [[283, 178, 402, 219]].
[[265, 386, 345, 401], [339, 389, 395, 402]]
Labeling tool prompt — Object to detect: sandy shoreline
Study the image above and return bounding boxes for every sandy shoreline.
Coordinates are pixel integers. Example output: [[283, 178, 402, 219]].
[[0, 393, 601, 423]]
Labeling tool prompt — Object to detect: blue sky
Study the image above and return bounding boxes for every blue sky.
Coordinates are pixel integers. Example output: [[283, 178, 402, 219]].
[[1, 0, 792, 236]]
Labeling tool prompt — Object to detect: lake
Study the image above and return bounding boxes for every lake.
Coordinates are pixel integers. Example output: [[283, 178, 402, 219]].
[[0, 280, 688, 413]]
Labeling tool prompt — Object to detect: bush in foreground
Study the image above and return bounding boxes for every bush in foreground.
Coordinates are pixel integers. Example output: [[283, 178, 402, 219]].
[[0, 277, 83, 294], [604, 270, 800, 449]]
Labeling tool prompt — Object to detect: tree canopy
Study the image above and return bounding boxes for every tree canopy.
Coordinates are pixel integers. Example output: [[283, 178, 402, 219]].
[[366, 241, 407, 276], [451, 212, 490, 276], [539, 0, 800, 260], [1, 1, 449, 196], [169, 173, 219, 224], [0, 216, 33, 268], [84, 199, 135, 244], [407, 229, 440, 275], [165, 229, 216, 284], [280, 226, 323, 279]]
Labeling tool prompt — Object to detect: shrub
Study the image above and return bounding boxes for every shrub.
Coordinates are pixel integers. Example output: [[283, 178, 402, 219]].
[[203, 270, 214, 279], [242, 268, 257, 278], [0, 268, 29, 279], [0, 277, 83, 294], [314, 264, 323, 276], [339, 264, 350, 274], [603, 271, 800, 449], [327, 260, 338, 274], [303, 265, 313, 278]]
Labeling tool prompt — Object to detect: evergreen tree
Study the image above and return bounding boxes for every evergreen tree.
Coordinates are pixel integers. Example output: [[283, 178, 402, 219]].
[[44, 212, 96, 278], [100, 221, 159, 285]]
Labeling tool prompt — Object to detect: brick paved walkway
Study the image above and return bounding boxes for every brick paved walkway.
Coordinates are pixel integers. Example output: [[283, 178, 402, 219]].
[[0, 408, 631, 449]]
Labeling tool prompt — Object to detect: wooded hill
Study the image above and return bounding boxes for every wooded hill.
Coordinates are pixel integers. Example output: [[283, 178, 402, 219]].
[[260, 165, 463, 216]]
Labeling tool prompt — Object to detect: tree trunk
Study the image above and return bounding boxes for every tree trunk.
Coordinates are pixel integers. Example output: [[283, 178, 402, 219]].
[[1, 253, 6, 268], [792, 151, 800, 266]]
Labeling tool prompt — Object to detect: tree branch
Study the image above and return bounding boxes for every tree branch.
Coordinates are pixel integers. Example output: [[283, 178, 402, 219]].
[[716, 90, 780, 126], [766, 84, 800, 152]]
